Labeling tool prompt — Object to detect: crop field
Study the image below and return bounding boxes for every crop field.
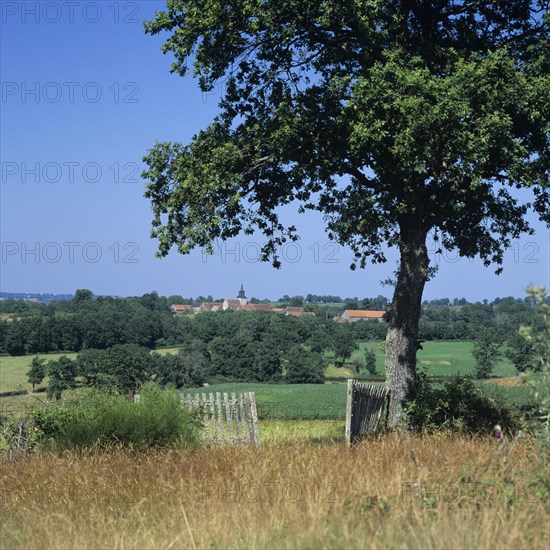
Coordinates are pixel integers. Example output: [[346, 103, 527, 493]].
[[185, 383, 348, 420], [1, 435, 547, 549]]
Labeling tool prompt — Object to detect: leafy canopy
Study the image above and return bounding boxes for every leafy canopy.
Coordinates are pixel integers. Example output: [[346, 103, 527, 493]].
[[143, 1, 549, 269]]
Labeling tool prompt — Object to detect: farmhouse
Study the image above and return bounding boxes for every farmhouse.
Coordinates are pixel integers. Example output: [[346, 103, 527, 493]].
[[170, 304, 192, 314], [238, 304, 275, 312], [223, 298, 244, 310], [199, 302, 224, 312], [342, 310, 385, 323], [170, 303, 202, 314]]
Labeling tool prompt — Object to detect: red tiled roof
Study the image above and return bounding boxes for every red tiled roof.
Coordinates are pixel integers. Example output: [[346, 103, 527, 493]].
[[201, 302, 223, 310], [344, 310, 385, 318], [171, 304, 191, 311], [236, 303, 275, 312], [250, 304, 274, 311]]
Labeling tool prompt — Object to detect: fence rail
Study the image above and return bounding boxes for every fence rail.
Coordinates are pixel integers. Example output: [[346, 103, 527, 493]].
[[182, 391, 260, 447], [345, 380, 389, 445]]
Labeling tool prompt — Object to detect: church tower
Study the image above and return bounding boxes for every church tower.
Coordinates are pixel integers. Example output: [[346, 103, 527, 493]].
[[237, 283, 247, 301]]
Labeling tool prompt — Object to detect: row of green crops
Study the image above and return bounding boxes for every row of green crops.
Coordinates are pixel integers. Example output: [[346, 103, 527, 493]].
[[182, 383, 348, 420], [183, 379, 536, 421]]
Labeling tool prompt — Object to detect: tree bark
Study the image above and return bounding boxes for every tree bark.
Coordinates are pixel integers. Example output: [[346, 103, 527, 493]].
[[385, 224, 429, 429]]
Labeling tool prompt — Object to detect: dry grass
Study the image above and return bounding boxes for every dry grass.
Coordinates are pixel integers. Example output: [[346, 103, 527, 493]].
[[1, 435, 548, 549], [485, 376, 528, 387]]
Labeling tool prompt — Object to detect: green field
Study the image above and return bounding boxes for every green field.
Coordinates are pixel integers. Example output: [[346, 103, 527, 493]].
[[0, 340, 521, 423], [330, 340, 517, 378], [416, 340, 517, 377], [0, 340, 518, 394], [184, 382, 347, 420], [0, 352, 78, 394]]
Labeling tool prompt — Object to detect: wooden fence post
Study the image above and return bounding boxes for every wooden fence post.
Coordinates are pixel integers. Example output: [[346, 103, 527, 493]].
[[223, 392, 233, 444], [249, 392, 260, 446], [345, 378, 354, 446], [345, 381, 390, 446]]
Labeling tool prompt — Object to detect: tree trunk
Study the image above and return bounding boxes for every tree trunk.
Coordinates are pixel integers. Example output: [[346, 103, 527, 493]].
[[385, 226, 429, 429]]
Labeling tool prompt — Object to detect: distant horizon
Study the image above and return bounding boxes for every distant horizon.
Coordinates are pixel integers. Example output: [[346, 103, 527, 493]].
[[0, 288, 544, 303]]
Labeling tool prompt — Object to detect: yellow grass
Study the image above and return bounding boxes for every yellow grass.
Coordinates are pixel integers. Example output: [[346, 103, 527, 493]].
[[1, 435, 548, 549], [485, 376, 529, 387]]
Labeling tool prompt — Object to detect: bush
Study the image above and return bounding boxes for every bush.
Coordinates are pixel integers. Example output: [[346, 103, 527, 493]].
[[406, 372, 520, 434], [365, 345, 377, 375], [350, 350, 365, 375], [29, 384, 201, 451], [284, 346, 325, 384]]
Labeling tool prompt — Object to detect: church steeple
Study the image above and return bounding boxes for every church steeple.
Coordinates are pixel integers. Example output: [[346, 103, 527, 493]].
[[237, 284, 247, 300]]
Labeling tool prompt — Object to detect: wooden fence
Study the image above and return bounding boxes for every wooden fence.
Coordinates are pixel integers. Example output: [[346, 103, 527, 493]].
[[182, 391, 260, 447], [345, 380, 390, 445]]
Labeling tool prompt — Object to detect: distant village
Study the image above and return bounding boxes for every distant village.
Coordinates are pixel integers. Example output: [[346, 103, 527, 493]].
[[170, 285, 385, 323]]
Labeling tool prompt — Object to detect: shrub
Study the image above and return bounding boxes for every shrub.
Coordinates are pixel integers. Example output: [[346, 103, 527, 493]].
[[29, 384, 201, 452], [406, 371, 520, 434], [350, 350, 365, 375], [364, 345, 377, 375], [522, 286, 550, 449]]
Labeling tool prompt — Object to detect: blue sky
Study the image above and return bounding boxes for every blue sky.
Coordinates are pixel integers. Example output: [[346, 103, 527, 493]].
[[1, 1, 548, 301]]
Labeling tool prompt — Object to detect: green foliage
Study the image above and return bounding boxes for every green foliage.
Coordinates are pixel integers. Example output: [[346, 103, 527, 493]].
[[73, 289, 93, 304], [284, 346, 325, 384], [522, 286, 550, 448], [28, 403, 75, 443], [143, 2, 548, 268], [332, 327, 358, 363], [208, 335, 281, 381], [95, 344, 153, 394], [407, 372, 519, 434], [365, 345, 377, 376], [0, 290, 188, 355], [27, 356, 46, 390], [76, 343, 206, 393], [307, 325, 333, 354], [472, 329, 503, 379], [505, 333, 536, 373], [152, 348, 207, 388], [188, 383, 346, 420], [76, 348, 118, 388], [30, 384, 200, 452], [46, 356, 77, 400], [350, 350, 365, 375]]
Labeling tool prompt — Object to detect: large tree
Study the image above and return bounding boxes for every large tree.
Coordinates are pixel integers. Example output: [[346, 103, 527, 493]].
[[142, 1, 549, 427]]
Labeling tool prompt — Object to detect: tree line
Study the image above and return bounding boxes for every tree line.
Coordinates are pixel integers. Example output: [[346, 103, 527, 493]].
[[16, 288, 548, 398], [1, 291, 544, 359], [26, 309, 367, 398]]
